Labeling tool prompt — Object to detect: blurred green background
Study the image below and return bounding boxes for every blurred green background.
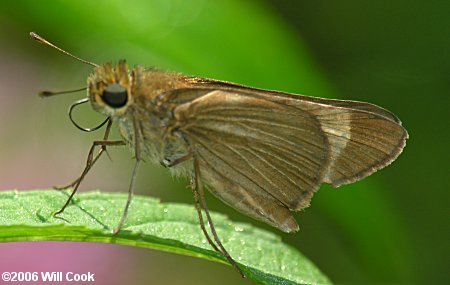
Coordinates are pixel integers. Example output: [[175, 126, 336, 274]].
[[0, 1, 448, 284]]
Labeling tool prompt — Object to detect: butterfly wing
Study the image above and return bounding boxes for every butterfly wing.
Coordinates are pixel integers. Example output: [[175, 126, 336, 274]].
[[166, 84, 407, 232], [172, 90, 329, 232]]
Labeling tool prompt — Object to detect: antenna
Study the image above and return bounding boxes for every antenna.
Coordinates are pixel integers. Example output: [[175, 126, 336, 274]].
[[38, 87, 87, 98], [30, 32, 98, 67]]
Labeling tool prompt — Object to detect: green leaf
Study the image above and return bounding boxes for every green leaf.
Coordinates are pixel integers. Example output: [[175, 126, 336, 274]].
[[0, 190, 331, 285]]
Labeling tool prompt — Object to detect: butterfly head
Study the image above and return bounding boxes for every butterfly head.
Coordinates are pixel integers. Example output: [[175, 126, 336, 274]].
[[88, 60, 133, 117]]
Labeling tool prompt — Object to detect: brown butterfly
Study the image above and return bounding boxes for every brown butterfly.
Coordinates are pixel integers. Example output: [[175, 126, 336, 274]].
[[31, 32, 408, 277]]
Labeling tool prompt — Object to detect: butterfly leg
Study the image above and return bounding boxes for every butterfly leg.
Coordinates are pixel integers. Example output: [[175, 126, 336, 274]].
[[54, 148, 105, 190], [193, 158, 246, 278], [112, 115, 142, 235], [54, 119, 116, 190], [189, 177, 219, 252], [112, 157, 141, 235], [160, 152, 218, 251], [160, 153, 192, 168], [54, 139, 125, 216]]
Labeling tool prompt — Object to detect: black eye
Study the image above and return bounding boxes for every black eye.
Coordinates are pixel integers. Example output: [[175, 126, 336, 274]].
[[102, 83, 128, 108]]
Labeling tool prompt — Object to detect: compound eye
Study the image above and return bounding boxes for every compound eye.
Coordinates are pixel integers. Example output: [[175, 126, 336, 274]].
[[102, 83, 128, 108]]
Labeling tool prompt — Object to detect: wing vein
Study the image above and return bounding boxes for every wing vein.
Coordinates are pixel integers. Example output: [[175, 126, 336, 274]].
[[189, 132, 288, 206], [226, 144, 289, 199], [191, 115, 324, 152]]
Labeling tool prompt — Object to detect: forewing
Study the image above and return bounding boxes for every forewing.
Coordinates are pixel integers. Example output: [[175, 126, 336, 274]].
[[189, 78, 402, 123], [173, 90, 329, 232], [223, 90, 408, 187], [185, 80, 408, 187], [168, 84, 408, 188]]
